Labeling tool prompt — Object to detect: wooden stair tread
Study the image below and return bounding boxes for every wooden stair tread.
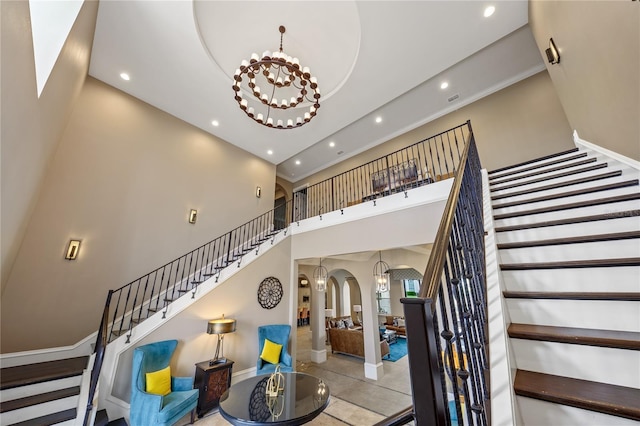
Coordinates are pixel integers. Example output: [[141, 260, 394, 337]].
[[503, 291, 640, 301], [492, 179, 638, 209], [0, 386, 80, 413], [493, 193, 640, 220], [490, 163, 608, 192], [10, 408, 77, 426], [500, 257, 640, 270], [488, 148, 579, 175], [514, 370, 640, 420], [495, 209, 640, 232], [508, 323, 640, 350], [491, 170, 622, 200], [497, 231, 640, 249], [0, 357, 88, 390], [490, 157, 596, 185]]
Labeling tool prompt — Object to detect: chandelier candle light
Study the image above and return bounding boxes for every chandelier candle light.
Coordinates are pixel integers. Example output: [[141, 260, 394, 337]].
[[232, 26, 321, 129], [314, 258, 328, 292]]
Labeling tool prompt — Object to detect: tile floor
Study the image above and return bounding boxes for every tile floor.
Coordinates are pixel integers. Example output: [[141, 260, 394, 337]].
[[180, 325, 412, 425]]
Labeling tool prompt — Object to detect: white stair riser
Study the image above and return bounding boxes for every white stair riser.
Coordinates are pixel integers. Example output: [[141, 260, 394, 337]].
[[492, 186, 638, 216], [493, 199, 640, 228], [490, 155, 598, 185], [516, 396, 640, 426], [506, 299, 640, 332], [0, 395, 77, 426], [490, 161, 603, 190], [0, 376, 81, 402], [510, 339, 640, 388], [496, 216, 640, 243], [501, 267, 640, 293], [498, 239, 640, 263], [489, 151, 587, 179], [491, 168, 623, 199]]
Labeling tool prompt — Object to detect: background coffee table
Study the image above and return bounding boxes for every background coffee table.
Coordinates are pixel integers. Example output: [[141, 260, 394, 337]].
[[219, 372, 330, 425], [383, 330, 398, 345]]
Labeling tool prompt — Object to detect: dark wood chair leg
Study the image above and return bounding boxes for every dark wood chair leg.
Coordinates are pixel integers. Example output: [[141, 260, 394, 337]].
[[190, 408, 195, 424]]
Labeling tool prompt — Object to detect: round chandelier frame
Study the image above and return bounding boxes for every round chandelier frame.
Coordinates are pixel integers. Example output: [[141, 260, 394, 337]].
[[373, 251, 390, 293], [232, 26, 321, 129]]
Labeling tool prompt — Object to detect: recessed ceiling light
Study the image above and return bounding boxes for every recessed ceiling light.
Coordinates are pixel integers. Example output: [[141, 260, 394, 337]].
[[329, 141, 335, 148], [267, 150, 273, 155], [120, 72, 130, 81], [440, 82, 449, 90], [484, 6, 495, 17], [295, 160, 301, 165], [211, 120, 219, 127], [375, 116, 382, 124]]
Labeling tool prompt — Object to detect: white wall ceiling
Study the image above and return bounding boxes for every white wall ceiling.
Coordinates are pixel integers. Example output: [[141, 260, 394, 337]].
[[89, 1, 544, 183]]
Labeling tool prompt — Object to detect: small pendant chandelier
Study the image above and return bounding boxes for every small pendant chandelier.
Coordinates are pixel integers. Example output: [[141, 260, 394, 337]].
[[232, 25, 321, 129], [373, 251, 390, 293], [314, 258, 328, 292]]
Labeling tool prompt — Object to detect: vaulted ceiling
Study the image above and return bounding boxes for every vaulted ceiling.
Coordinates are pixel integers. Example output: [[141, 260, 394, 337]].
[[89, 1, 544, 182]]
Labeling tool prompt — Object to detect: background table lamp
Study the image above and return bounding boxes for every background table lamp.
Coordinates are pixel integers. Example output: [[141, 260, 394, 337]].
[[207, 314, 236, 365], [353, 305, 362, 325]]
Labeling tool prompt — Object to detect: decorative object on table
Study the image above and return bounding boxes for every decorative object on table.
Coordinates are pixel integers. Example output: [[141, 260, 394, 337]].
[[232, 25, 321, 129], [314, 380, 328, 408], [130, 340, 199, 426], [257, 276, 283, 309], [314, 258, 328, 291], [373, 251, 390, 293], [207, 315, 236, 365], [266, 365, 285, 419], [248, 376, 271, 422], [257, 324, 293, 373], [194, 358, 234, 418], [352, 304, 362, 325]]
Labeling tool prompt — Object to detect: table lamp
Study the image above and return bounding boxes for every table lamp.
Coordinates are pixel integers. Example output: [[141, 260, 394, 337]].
[[207, 314, 236, 365], [353, 305, 362, 325]]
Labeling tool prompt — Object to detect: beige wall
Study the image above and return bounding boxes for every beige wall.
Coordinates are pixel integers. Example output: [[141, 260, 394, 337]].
[[1, 0, 98, 291], [110, 238, 292, 402], [529, 1, 640, 161], [1, 78, 276, 353], [294, 71, 573, 188]]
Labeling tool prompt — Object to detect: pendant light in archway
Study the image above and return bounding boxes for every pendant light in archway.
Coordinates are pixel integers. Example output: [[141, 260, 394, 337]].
[[314, 258, 328, 292], [373, 251, 390, 293]]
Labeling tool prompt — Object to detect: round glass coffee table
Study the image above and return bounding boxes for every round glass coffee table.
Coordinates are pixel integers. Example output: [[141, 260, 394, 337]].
[[219, 372, 330, 425]]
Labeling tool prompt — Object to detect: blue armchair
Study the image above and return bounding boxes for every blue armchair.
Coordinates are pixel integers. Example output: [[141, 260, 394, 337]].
[[256, 324, 293, 374], [130, 340, 199, 426]]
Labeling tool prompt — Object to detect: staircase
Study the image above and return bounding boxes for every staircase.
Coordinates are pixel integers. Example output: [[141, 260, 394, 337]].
[[0, 357, 87, 425], [487, 147, 640, 424]]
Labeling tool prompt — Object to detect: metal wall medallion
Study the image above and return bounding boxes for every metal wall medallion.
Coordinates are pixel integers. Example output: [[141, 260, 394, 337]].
[[257, 277, 283, 309]]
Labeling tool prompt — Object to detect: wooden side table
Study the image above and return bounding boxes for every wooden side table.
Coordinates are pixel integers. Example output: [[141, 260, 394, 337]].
[[194, 359, 234, 418]]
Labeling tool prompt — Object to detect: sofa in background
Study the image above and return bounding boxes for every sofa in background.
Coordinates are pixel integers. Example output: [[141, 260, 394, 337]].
[[383, 315, 406, 336], [328, 327, 390, 359], [327, 315, 361, 330]]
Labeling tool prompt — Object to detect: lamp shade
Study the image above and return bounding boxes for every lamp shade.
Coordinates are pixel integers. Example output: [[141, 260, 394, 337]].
[[207, 317, 236, 335], [324, 308, 335, 318], [353, 305, 362, 313]]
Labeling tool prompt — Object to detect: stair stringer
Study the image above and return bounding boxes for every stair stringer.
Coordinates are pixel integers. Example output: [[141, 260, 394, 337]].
[[96, 227, 290, 421], [482, 169, 520, 426]]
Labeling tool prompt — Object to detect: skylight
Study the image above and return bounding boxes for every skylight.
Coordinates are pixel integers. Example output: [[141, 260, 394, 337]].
[[29, 0, 84, 97]]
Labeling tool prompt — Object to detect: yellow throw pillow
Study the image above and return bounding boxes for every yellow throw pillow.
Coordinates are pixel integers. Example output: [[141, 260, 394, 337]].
[[146, 366, 171, 396], [260, 339, 283, 365]]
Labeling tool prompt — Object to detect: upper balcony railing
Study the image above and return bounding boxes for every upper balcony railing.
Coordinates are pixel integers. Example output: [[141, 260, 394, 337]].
[[85, 122, 471, 425], [293, 122, 470, 220]]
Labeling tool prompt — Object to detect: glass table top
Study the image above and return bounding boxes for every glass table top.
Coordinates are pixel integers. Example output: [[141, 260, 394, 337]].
[[219, 372, 330, 425]]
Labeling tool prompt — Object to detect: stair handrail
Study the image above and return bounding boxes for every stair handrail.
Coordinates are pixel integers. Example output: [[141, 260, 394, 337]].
[[83, 290, 112, 426], [400, 120, 490, 425]]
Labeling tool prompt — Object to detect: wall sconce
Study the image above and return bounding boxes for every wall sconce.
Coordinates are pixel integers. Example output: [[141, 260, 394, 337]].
[[189, 209, 197, 224], [256, 186, 262, 198], [545, 38, 560, 65], [65, 239, 81, 260]]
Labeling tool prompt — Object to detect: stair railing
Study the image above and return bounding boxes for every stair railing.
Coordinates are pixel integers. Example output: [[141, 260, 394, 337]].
[[397, 120, 490, 425]]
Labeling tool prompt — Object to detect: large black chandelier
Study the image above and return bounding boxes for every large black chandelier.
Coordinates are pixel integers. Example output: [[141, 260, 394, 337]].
[[232, 26, 321, 129]]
